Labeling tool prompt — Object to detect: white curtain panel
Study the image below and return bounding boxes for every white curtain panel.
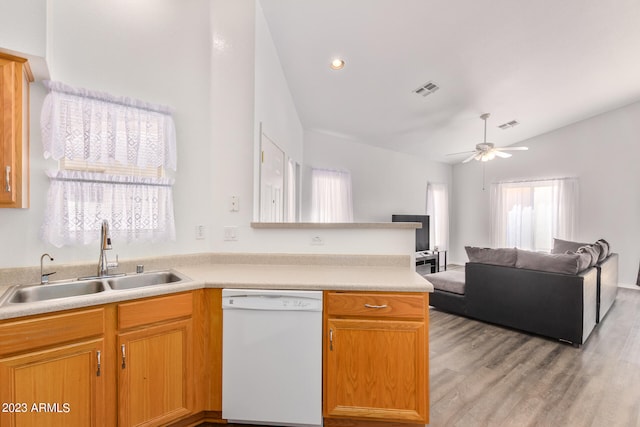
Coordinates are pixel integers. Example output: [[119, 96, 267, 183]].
[[491, 178, 578, 251], [41, 170, 176, 247], [40, 81, 178, 247], [311, 168, 353, 222], [40, 80, 177, 171], [426, 182, 449, 250], [286, 158, 297, 222]]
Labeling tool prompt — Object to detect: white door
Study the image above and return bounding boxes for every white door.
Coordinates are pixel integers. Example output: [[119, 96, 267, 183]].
[[259, 133, 284, 222]]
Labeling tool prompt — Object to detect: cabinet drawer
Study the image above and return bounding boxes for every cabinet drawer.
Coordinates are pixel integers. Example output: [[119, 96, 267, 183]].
[[118, 292, 193, 330], [325, 292, 426, 319], [0, 308, 105, 356]]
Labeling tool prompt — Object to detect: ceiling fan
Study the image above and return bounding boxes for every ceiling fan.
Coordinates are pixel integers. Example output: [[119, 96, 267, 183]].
[[448, 113, 528, 163]]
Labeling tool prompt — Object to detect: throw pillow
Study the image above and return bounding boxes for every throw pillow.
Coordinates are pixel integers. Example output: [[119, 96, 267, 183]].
[[595, 239, 610, 260], [551, 238, 589, 254], [577, 245, 600, 268], [465, 246, 517, 267]]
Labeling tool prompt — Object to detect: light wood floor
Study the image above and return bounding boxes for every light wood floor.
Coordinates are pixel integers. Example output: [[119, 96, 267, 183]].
[[428, 287, 640, 426], [225, 288, 640, 427]]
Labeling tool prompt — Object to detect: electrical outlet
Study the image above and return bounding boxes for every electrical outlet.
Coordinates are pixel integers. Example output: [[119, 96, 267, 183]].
[[195, 225, 205, 240], [224, 226, 239, 241], [230, 196, 239, 212], [311, 236, 324, 246]]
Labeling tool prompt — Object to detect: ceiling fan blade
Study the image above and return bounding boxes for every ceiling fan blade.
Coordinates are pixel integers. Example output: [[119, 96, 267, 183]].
[[461, 152, 479, 163], [494, 151, 512, 158], [498, 146, 528, 151], [446, 150, 476, 156]]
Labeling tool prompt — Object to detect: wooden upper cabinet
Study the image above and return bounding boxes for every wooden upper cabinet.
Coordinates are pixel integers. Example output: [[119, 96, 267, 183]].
[[0, 52, 32, 208]]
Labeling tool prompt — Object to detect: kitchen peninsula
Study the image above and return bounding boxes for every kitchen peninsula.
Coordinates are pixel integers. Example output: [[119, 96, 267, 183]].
[[0, 252, 433, 427]]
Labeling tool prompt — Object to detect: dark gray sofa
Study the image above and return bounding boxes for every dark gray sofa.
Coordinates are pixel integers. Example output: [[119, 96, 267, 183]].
[[427, 247, 618, 346]]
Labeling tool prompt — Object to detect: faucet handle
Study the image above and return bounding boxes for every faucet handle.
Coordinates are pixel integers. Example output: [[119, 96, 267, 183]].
[[41, 272, 56, 284], [107, 254, 119, 269]]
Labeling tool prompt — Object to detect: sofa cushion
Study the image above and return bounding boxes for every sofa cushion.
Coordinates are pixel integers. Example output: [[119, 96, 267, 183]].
[[551, 238, 589, 254], [577, 245, 600, 267], [465, 246, 517, 267], [426, 270, 466, 295], [516, 249, 589, 275]]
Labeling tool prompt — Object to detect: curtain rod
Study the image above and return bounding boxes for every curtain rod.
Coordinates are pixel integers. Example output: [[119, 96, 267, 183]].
[[49, 176, 173, 188], [493, 176, 577, 185]]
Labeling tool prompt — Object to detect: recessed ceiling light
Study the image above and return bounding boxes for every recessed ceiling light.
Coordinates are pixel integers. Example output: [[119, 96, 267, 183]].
[[330, 58, 345, 70]]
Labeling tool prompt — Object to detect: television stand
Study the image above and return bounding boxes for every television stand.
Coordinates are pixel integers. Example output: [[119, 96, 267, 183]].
[[416, 251, 447, 274]]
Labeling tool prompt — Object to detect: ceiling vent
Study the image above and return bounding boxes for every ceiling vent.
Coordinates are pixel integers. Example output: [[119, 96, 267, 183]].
[[413, 81, 440, 97], [498, 120, 519, 130]]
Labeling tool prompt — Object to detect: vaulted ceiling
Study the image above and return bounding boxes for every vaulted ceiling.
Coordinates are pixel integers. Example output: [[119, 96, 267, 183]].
[[259, 0, 640, 163]]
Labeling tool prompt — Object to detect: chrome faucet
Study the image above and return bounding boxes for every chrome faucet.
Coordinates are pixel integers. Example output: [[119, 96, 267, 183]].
[[97, 220, 118, 277], [40, 253, 56, 284]]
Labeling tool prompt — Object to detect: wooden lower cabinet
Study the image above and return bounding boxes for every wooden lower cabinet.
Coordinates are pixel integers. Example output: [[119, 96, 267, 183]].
[[117, 293, 194, 427], [0, 292, 198, 427], [323, 291, 429, 425], [0, 288, 428, 427], [0, 309, 106, 427], [117, 320, 192, 426]]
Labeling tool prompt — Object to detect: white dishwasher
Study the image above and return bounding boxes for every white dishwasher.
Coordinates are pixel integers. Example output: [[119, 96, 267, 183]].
[[222, 288, 323, 426]]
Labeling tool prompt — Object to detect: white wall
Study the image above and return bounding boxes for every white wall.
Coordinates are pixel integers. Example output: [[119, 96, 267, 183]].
[[0, 0, 417, 270], [0, 0, 46, 57], [0, 0, 213, 268], [208, 1, 415, 258], [302, 130, 452, 223], [253, 0, 303, 221], [451, 101, 640, 286]]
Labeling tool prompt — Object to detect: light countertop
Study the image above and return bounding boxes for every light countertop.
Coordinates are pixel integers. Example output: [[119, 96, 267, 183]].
[[0, 259, 433, 320]]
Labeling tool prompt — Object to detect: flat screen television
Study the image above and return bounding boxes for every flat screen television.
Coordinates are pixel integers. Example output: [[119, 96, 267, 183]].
[[392, 214, 430, 253]]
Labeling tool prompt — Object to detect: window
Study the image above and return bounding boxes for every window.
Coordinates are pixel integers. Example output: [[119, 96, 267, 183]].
[[40, 81, 177, 247], [311, 168, 353, 222], [491, 178, 578, 252]]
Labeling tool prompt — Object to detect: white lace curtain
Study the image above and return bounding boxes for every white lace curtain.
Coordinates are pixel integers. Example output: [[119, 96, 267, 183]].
[[40, 81, 177, 247], [42, 170, 176, 247], [311, 168, 353, 222], [491, 178, 578, 251], [41, 80, 177, 170]]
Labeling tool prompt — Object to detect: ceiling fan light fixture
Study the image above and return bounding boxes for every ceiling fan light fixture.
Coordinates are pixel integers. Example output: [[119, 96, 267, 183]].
[[446, 113, 528, 164], [481, 151, 496, 162]]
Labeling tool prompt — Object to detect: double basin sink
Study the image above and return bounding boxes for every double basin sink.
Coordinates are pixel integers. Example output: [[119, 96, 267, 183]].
[[0, 271, 190, 306]]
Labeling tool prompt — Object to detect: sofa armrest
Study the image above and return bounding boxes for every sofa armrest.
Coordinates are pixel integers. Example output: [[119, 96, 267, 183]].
[[597, 253, 619, 322], [465, 262, 597, 345]]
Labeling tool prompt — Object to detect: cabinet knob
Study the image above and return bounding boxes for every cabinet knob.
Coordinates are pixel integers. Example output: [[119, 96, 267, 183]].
[[96, 350, 101, 377]]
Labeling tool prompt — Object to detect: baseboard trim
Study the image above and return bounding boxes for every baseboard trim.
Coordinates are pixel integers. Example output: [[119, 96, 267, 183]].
[[619, 283, 640, 290], [167, 411, 225, 427]]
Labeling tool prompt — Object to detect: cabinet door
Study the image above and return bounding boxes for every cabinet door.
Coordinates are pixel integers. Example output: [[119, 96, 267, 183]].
[[118, 319, 192, 427], [0, 339, 105, 427], [0, 53, 29, 208], [324, 318, 428, 423]]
